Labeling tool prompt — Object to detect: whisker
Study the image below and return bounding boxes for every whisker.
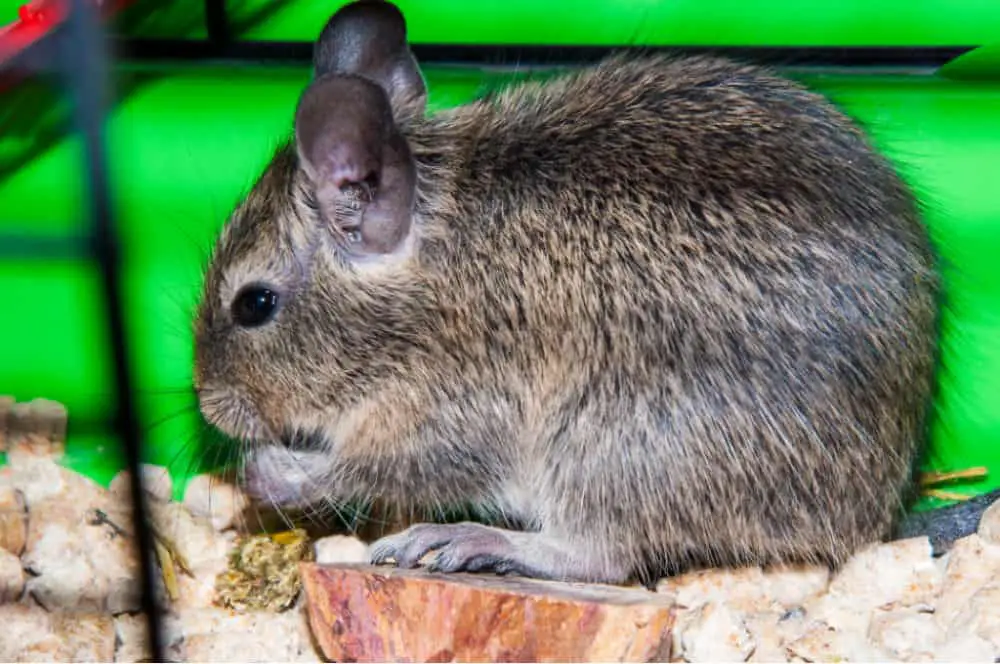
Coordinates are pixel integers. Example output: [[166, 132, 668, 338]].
[[141, 405, 197, 437], [161, 428, 205, 488], [136, 387, 198, 396]]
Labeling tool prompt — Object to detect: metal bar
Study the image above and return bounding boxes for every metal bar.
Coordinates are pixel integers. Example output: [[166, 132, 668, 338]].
[[106, 39, 975, 70], [59, 0, 166, 660], [8, 36, 971, 79], [204, 0, 231, 46], [0, 233, 92, 259]]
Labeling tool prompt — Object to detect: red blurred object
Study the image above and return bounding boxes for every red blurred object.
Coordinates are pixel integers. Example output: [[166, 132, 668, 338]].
[[18, 1, 58, 26], [1, 1, 68, 61], [0, 0, 135, 91]]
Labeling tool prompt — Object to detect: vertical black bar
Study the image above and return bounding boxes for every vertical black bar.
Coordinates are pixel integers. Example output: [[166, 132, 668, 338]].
[[60, 0, 165, 660], [205, 0, 231, 45]]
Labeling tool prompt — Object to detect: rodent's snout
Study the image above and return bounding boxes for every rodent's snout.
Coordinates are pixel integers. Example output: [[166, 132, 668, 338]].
[[191, 284, 291, 446], [195, 380, 273, 443]]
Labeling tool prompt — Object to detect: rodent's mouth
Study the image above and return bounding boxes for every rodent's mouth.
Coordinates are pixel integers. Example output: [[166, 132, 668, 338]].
[[241, 444, 328, 509]]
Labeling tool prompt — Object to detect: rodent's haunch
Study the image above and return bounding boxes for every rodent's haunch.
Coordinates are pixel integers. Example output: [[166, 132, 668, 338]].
[[193, 0, 990, 585]]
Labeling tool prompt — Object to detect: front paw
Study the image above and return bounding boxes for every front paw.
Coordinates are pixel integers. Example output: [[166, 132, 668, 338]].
[[370, 522, 520, 575], [371, 522, 631, 583]]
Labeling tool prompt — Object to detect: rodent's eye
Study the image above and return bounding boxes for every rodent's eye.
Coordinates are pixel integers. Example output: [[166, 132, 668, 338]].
[[231, 286, 279, 328]]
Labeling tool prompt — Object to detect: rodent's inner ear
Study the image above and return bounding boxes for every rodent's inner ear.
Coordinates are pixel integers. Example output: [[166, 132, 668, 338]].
[[295, 74, 417, 259], [312, 0, 426, 111]]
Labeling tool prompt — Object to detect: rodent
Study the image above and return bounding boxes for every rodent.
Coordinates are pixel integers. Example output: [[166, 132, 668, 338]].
[[193, 0, 999, 585]]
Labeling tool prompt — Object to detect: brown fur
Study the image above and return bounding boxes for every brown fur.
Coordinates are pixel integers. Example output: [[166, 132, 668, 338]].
[[194, 3, 939, 585]]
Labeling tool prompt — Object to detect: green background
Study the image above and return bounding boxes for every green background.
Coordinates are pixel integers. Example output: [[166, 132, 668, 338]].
[[1, 1, 999, 506], [4, 0, 1000, 44]]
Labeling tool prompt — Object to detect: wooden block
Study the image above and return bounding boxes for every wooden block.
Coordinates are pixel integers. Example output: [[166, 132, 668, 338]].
[[0, 481, 27, 556], [26, 398, 68, 446], [301, 563, 675, 662], [0, 396, 13, 452], [3, 398, 67, 456]]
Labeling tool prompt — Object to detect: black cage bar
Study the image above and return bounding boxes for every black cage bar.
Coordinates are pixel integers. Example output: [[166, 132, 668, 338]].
[[3, 0, 167, 659]]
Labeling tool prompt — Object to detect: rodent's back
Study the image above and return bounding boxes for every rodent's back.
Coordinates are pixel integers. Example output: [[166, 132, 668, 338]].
[[410, 54, 937, 386]]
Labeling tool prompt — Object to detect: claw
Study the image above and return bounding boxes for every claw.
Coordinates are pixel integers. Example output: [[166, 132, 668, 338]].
[[368, 540, 394, 566], [368, 532, 422, 568], [369, 523, 462, 568]]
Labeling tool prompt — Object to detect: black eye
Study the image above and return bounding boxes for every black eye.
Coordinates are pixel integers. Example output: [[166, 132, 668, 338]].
[[231, 286, 279, 328]]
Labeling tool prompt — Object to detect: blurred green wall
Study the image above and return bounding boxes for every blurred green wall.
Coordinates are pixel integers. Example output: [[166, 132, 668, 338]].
[[4, 0, 1000, 45]]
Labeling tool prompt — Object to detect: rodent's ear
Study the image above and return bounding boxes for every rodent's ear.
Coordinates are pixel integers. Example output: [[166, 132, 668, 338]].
[[313, 0, 426, 111], [295, 73, 417, 258]]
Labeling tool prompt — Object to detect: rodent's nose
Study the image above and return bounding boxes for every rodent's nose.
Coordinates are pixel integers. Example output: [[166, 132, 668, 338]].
[[278, 429, 327, 451]]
